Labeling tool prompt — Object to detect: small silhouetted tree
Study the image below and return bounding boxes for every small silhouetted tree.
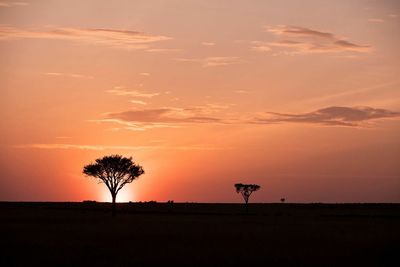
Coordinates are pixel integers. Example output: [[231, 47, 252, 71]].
[[234, 183, 261, 214], [83, 155, 144, 216], [281, 198, 285, 203]]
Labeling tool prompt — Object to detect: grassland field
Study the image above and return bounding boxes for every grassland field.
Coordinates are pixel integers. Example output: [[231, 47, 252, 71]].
[[1, 202, 399, 266]]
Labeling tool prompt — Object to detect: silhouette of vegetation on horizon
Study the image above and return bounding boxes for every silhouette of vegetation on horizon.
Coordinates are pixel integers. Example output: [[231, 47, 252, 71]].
[[83, 154, 144, 216], [234, 183, 261, 214]]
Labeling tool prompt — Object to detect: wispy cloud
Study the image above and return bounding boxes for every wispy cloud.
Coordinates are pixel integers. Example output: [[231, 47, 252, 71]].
[[234, 90, 249, 94], [90, 118, 181, 131], [91, 104, 233, 131], [0, 1, 28, 7], [139, 72, 150, 76], [300, 82, 398, 106], [106, 87, 160, 98], [0, 26, 171, 50], [253, 106, 399, 127], [252, 25, 372, 55], [144, 48, 181, 53], [107, 108, 224, 124], [15, 143, 229, 151], [368, 18, 384, 23], [176, 57, 241, 67], [130, 100, 147, 105], [42, 72, 94, 79], [201, 42, 216, 46], [92, 101, 399, 131]]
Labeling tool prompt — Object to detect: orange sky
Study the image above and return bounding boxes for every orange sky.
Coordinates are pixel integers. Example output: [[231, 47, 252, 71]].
[[0, 0, 399, 203]]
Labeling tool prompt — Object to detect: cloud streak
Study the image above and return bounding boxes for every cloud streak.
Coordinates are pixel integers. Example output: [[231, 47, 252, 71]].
[[252, 25, 372, 55], [0, 26, 171, 50], [107, 108, 224, 124], [253, 106, 400, 127], [106, 87, 160, 98], [300, 82, 398, 106], [176, 57, 241, 67], [15, 143, 228, 151], [0, 1, 28, 7], [201, 42, 216, 46], [42, 72, 94, 79], [93, 105, 399, 131], [368, 18, 384, 23], [91, 104, 234, 131], [130, 100, 148, 105]]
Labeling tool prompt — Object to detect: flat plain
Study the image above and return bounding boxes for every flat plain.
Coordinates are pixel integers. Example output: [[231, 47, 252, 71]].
[[1, 202, 399, 266]]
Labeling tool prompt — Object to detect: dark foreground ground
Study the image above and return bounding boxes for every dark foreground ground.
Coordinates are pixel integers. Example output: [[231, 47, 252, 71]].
[[1, 202, 399, 266]]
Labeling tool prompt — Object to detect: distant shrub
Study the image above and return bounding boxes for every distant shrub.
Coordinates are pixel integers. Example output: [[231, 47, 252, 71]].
[[82, 200, 97, 204]]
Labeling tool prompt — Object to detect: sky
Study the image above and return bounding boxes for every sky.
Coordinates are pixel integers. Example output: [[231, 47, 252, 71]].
[[0, 0, 399, 203]]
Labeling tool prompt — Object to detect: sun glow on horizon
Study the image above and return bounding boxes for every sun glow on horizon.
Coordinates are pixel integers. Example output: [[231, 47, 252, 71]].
[[99, 187, 135, 203]]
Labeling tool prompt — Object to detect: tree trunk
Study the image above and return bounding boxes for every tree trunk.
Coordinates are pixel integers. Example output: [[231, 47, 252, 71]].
[[112, 194, 117, 217], [244, 199, 249, 214]]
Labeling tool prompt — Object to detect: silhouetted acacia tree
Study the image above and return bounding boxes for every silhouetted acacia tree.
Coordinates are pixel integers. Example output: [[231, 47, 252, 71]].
[[83, 155, 144, 216], [234, 183, 261, 214]]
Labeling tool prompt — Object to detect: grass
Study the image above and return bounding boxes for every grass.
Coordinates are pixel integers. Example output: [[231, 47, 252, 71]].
[[1, 202, 399, 266]]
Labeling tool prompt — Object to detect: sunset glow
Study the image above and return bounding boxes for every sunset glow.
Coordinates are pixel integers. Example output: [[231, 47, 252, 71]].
[[0, 0, 399, 203]]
